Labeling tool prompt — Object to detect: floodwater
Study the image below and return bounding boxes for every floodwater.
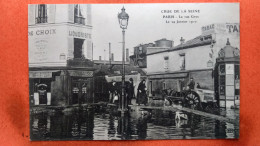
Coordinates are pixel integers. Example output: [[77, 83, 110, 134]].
[[30, 106, 239, 140]]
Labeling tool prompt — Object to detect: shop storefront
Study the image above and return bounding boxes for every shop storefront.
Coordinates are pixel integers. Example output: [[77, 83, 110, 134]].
[[29, 67, 94, 106]]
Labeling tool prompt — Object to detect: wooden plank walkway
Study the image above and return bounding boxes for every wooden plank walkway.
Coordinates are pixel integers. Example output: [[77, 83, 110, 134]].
[[134, 105, 238, 125]]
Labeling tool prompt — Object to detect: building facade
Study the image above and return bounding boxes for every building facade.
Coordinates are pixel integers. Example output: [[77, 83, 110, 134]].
[[28, 4, 94, 106], [146, 23, 240, 108], [130, 38, 173, 68]]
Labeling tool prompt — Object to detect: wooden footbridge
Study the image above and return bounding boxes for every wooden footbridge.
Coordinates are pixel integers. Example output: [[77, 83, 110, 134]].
[[133, 105, 238, 125]]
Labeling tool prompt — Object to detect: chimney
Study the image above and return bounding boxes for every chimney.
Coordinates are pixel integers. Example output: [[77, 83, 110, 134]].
[[180, 37, 185, 44], [99, 56, 102, 61], [111, 53, 114, 61], [126, 48, 129, 62], [109, 42, 111, 65]]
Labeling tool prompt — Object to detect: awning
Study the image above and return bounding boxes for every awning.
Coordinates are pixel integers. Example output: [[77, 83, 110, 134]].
[[148, 72, 188, 79], [29, 70, 60, 78]]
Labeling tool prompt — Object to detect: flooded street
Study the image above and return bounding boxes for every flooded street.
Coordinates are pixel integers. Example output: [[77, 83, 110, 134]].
[[30, 106, 239, 140]]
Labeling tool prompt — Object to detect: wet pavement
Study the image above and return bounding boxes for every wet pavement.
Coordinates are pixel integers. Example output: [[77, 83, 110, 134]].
[[30, 105, 239, 140]]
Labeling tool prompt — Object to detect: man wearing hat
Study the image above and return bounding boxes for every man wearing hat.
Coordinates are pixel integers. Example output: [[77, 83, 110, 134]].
[[187, 77, 195, 90], [126, 78, 135, 105], [108, 80, 118, 103]]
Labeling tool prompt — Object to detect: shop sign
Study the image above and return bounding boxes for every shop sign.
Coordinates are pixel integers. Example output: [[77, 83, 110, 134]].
[[68, 70, 93, 77], [201, 23, 239, 34], [29, 71, 52, 78], [68, 31, 91, 39], [28, 29, 56, 36]]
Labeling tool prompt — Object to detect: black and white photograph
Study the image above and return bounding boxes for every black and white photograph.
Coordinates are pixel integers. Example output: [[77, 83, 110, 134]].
[[28, 3, 240, 140]]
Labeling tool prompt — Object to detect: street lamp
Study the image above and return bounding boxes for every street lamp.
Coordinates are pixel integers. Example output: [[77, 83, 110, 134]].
[[118, 7, 129, 115]]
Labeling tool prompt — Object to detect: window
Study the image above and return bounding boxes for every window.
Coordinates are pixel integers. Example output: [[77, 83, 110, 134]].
[[139, 46, 143, 54], [179, 54, 185, 70], [36, 4, 47, 23], [164, 56, 169, 70], [74, 4, 85, 25], [149, 81, 153, 96], [163, 82, 166, 90], [59, 53, 66, 60], [74, 38, 85, 59]]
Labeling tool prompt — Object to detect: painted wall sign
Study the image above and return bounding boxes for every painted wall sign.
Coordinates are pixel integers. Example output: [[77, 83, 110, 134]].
[[28, 29, 56, 36], [201, 23, 240, 34], [68, 70, 93, 77], [34, 39, 48, 62], [68, 31, 91, 39], [29, 71, 52, 78]]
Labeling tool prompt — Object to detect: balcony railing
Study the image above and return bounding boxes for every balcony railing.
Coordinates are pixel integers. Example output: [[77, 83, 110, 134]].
[[35, 17, 48, 24], [74, 16, 85, 25]]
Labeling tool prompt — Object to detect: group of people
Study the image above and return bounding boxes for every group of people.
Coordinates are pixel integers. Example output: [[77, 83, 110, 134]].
[[108, 77, 199, 106], [108, 78, 147, 106]]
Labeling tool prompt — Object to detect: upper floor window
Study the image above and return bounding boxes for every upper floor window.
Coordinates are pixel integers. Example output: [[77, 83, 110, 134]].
[[138, 46, 143, 54], [74, 38, 85, 59], [59, 53, 66, 60], [74, 4, 85, 25], [36, 4, 47, 24], [164, 56, 169, 70], [179, 54, 185, 70]]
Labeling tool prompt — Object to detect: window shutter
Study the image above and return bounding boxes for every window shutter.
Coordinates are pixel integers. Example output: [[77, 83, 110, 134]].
[[28, 5, 35, 25], [68, 38, 74, 59], [68, 4, 74, 23], [45, 5, 47, 18], [35, 5, 38, 18], [48, 5, 55, 23]]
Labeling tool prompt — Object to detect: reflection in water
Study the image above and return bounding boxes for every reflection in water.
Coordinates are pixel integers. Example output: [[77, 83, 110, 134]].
[[30, 108, 239, 140]]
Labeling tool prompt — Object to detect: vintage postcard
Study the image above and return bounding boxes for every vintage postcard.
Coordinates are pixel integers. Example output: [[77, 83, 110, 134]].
[[28, 3, 240, 140]]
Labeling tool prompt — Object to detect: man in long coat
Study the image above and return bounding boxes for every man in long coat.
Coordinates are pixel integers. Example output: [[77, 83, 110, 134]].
[[136, 79, 147, 105], [108, 81, 118, 103], [126, 78, 135, 105]]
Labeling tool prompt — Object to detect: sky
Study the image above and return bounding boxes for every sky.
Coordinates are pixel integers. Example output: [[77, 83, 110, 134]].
[[91, 3, 239, 61]]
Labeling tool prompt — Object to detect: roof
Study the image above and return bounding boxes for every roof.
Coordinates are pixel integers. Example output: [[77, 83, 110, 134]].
[[146, 34, 214, 56], [154, 38, 172, 42], [218, 38, 240, 58], [172, 34, 213, 50], [94, 64, 146, 76], [146, 47, 168, 54]]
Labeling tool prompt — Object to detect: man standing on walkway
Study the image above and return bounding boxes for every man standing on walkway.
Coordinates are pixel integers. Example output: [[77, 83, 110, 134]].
[[108, 80, 118, 103], [136, 79, 147, 106], [187, 77, 195, 90], [126, 78, 135, 105]]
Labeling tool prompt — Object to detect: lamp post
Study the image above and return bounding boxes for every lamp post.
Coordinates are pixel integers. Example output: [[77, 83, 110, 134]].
[[118, 7, 129, 116]]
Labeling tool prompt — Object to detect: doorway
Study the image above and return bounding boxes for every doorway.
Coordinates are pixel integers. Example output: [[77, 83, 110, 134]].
[[34, 78, 51, 105], [72, 78, 89, 104]]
